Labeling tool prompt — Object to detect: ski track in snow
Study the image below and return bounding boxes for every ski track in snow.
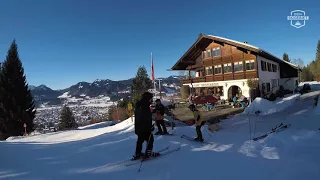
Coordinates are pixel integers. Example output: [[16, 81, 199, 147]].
[[1, 92, 320, 180]]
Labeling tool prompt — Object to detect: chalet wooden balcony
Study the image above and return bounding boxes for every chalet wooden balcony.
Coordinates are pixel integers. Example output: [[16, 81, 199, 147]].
[[181, 70, 258, 84], [186, 53, 256, 70], [182, 77, 206, 84]]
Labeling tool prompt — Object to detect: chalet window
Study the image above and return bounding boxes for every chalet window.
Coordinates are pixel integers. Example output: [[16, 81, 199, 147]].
[[271, 79, 277, 88], [234, 61, 243, 72], [223, 63, 232, 73], [261, 61, 267, 71], [196, 71, 200, 77], [212, 47, 221, 57], [214, 65, 222, 74], [205, 66, 213, 75], [266, 83, 271, 92], [262, 83, 266, 92], [245, 60, 255, 71], [272, 64, 277, 72], [267, 63, 272, 72], [204, 50, 211, 58]]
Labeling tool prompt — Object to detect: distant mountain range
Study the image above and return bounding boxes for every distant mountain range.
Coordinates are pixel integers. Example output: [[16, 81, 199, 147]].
[[30, 76, 182, 106]]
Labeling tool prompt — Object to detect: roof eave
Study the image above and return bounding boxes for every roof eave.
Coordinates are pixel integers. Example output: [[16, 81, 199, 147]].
[[171, 34, 207, 70]]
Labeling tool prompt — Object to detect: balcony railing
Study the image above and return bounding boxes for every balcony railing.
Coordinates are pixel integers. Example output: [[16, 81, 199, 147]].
[[182, 77, 206, 84], [182, 70, 257, 84]]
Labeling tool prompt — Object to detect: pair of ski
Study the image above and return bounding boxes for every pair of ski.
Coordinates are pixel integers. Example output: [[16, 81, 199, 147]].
[[154, 133, 174, 136], [180, 135, 214, 145], [253, 123, 291, 141], [126, 145, 181, 167], [104, 145, 181, 169]]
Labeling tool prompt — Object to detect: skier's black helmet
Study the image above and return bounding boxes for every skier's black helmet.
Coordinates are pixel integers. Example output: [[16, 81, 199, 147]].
[[141, 92, 153, 103]]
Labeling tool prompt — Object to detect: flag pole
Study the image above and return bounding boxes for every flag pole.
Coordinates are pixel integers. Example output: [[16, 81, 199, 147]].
[[151, 52, 156, 99]]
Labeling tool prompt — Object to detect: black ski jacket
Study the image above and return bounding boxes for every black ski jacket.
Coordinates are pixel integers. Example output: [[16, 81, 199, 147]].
[[153, 103, 165, 115], [134, 100, 152, 135]]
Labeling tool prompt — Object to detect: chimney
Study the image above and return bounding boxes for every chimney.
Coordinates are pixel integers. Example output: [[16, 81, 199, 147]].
[[243, 41, 248, 44]]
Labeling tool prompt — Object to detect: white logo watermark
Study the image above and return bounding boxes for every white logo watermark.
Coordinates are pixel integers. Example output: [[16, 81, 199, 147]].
[[287, 10, 309, 28]]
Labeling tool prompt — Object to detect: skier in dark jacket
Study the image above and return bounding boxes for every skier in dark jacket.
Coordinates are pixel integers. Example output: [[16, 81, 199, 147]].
[[153, 99, 168, 135], [133, 92, 160, 160]]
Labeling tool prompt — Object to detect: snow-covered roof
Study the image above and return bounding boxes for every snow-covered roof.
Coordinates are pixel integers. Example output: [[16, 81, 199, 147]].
[[205, 35, 299, 69], [172, 34, 299, 70], [206, 35, 260, 50]]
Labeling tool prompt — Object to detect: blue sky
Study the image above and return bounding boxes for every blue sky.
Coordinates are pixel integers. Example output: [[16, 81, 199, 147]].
[[0, 0, 319, 89]]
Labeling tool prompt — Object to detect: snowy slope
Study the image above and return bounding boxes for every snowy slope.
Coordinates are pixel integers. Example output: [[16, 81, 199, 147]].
[[1, 92, 320, 180], [244, 93, 301, 115]]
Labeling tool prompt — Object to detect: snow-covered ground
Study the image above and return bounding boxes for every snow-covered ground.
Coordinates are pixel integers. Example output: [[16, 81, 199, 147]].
[[1, 92, 320, 180], [244, 93, 301, 115], [299, 81, 320, 91]]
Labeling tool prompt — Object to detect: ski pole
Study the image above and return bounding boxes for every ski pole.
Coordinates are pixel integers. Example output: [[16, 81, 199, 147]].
[[203, 127, 213, 137], [138, 126, 153, 172]]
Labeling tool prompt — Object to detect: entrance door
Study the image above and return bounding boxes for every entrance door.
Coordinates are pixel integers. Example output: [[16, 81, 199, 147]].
[[228, 86, 242, 100]]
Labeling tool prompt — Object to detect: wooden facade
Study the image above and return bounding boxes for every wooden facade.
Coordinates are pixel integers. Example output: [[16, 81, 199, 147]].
[[172, 34, 299, 99], [182, 42, 258, 84]]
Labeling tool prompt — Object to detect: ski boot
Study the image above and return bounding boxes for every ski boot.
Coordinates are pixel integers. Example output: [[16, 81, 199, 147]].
[[154, 131, 163, 135], [144, 151, 160, 159], [194, 137, 204, 142], [132, 152, 144, 160]]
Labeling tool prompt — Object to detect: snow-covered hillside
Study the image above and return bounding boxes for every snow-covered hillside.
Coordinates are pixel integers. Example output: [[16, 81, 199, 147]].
[[1, 92, 320, 180]]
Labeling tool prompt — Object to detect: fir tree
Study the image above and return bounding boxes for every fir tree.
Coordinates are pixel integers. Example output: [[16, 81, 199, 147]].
[[316, 40, 320, 62], [0, 62, 5, 139], [314, 40, 320, 80], [59, 105, 77, 130], [300, 66, 314, 82], [0, 40, 36, 140], [283, 53, 290, 62], [131, 66, 152, 105]]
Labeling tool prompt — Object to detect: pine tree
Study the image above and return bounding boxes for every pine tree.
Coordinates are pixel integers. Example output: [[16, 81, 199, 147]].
[[315, 40, 320, 80], [59, 105, 77, 130], [0, 40, 36, 140], [0, 62, 5, 139], [308, 41, 320, 80], [283, 53, 290, 62], [316, 40, 320, 62], [300, 66, 314, 82], [131, 66, 152, 105]]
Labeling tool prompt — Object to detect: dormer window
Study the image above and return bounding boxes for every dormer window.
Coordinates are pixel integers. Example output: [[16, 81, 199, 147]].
[[204, 50, 211, 58], [212, 47, 221, 57]]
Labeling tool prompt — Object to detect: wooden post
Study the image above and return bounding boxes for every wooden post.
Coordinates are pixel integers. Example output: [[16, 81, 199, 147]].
[[113, 102, 120, 122], [158, 79, 162, 100], [116, 107, 120, 122], [128, 103, 133, 122], [23, 123, 27, 136]]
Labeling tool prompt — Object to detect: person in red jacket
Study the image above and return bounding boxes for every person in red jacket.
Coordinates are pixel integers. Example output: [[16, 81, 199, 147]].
[[153, 99, 168, 135]]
